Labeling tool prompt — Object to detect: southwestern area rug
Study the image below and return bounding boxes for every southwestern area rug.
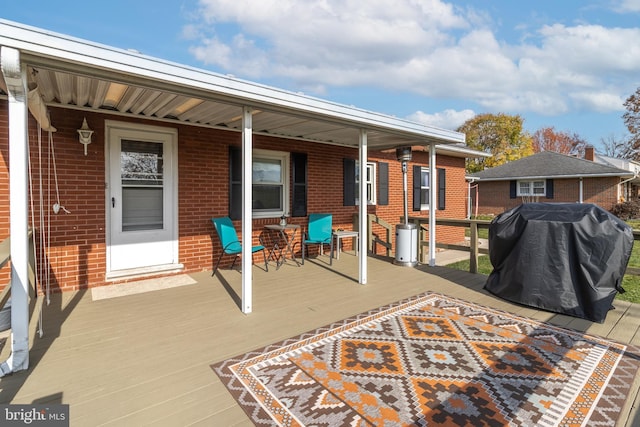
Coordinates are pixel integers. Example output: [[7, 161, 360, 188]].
[[212, 293, 640, 426]]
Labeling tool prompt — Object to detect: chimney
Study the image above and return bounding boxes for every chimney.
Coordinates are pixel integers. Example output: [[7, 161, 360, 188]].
[[585, 145, 595, 161]]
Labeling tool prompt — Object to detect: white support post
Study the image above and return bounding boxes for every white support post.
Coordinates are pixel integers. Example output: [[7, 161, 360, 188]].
[[358, 130, 368, 284], [428, 143, 437, 267], [0, 47, 30, 376], [241, 107, 253, 314], [579, 177, 584, 203]]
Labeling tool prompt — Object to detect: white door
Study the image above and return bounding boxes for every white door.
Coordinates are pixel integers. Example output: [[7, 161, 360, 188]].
[[106, 121, 179, 275]]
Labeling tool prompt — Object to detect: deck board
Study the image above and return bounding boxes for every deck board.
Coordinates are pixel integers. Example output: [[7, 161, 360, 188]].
[[1, 255, 639, 426]]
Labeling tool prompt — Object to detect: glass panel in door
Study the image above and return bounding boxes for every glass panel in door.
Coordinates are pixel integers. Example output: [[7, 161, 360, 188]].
[[121, 140, 164, 232]]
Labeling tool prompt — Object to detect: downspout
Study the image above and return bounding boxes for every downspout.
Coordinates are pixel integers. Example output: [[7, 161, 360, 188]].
[[0, 47, 30, 376], [475, 185, 479, 218], [467, 178, 477, 219]]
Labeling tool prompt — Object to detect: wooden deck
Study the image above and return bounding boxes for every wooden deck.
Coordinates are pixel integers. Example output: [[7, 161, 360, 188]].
[[1, 253, 640, 426]]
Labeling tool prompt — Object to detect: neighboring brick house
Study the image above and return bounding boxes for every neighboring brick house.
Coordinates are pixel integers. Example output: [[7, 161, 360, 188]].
[[0, 21, 485, 297], [468, 150, 636, 216], [589, 150, 640, 200]]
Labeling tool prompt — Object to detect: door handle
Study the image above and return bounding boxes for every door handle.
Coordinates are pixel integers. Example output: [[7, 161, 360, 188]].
[[112, 197, 115, 208]]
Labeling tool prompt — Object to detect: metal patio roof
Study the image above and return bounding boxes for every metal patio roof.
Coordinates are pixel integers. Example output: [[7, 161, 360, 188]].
[[0, 19, 465, 150]]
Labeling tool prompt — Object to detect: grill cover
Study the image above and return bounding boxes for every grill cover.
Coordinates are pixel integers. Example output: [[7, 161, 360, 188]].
[[484, 203, 633, 323]]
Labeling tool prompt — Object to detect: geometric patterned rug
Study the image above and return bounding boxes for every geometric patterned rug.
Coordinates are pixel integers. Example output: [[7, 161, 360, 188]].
[[212, 293, 640, 426]]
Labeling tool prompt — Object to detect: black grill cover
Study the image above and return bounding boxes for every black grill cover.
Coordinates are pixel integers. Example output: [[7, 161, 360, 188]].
[[484, 203, 633, 323]]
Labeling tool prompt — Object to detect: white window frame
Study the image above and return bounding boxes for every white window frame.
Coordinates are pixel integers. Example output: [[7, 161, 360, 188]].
[[252, 149, 290, 218], [420, 167, 431, 211], [356, 161, 377, 205], [517, 179, 546, 197]]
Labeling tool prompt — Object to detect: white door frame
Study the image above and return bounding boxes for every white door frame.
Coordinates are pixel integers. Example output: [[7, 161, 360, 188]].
[[105, 120, 181, 279]]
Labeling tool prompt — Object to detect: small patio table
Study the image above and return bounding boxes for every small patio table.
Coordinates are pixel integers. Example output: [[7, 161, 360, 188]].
[[332, 230, 359, 260], [264, 224, 301, 269]]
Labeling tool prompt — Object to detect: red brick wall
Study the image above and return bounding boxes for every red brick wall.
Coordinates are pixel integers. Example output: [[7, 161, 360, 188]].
[[0, 104, 468, 292], [475, 177, 622, 216]]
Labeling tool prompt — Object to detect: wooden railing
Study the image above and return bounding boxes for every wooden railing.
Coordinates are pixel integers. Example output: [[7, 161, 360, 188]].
[[0, 233, 37, 316], [409, 219, 640, 277], [0, 236, 12, 315], [624, 230, 640, 277], [408, 217, 492, 274], [353, 214, 393, 257]]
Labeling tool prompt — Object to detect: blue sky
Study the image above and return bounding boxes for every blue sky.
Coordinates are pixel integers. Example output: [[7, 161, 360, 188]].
[[3, 0, 640, 150]]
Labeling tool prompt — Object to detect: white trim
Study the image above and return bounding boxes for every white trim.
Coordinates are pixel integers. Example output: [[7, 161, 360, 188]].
[[516, 179, 546, 197], [419, 167, 431, 211], [251, 149, 290, 218], [435, 144, 491, 158], [104, 120, 179, 275], [355, 161, 377, 206], [105, 263, 185, 280], [472, 173, 633, 182]]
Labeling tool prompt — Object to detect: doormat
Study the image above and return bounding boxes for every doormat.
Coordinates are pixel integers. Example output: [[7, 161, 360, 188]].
[[212, 293, 640, 426], [91, 274, 196, 301]]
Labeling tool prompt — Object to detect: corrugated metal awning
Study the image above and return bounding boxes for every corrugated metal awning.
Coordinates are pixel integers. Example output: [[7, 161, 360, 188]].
[[0, 19, 465, 150]]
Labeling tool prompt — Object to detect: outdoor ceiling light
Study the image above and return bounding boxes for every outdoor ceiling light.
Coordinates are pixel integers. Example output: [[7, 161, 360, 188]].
[[77, 117, 94, 156]]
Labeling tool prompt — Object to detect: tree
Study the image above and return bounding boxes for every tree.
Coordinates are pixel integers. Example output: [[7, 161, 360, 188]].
[[457, 113, 533, 173], [623, 87, 640, 153], [532, 126, 587, 156], [601, 134, 637, 159]]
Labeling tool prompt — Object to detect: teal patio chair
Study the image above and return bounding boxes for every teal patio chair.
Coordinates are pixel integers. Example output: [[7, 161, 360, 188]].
[[211, 217, 268, 275], [301, 213, 333, 266]]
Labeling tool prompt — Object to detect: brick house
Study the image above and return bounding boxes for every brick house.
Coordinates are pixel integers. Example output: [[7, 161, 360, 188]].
[[468, 149, 636, 216], [0, 19, 494, 310]]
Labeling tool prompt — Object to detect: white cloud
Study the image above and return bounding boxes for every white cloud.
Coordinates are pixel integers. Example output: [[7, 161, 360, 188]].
[[407, 108, 476, 130], [613, 0, 640, 12], [190, 33, 269, 75], [187, 0, 640, 117], [569, 91, 626, 112]]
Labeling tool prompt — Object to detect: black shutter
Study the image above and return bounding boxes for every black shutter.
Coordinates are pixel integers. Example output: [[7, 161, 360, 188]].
[[438, 168, 446, 210], [413, 165, 422, 211], [343, 158, 356, 206], [510, 180, 517, 199], [378, 162, 389, 205], [546, 179, 554, 199], [291, 153, 307, 217], [229, 146, 242, 220]]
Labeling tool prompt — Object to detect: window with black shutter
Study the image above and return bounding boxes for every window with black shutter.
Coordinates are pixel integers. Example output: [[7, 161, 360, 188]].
[[413, 166, 446, 210], [229, 147, 242, 219], [378, 162, 389, 206], [291, 153, 307, 217], [343, 158, 356, 206], [229, 147, 295, 218]]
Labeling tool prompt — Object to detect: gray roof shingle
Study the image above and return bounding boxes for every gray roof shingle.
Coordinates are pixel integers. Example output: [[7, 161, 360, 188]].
[[468, 151, 633, 181]]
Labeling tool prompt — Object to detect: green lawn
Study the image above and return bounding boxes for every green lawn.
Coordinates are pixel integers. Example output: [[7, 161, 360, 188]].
[[618, 244, 640, 303], [448, 224, 640, 304]]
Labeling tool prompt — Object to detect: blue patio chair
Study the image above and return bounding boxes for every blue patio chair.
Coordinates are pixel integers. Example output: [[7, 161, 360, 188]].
[[211, 216, 268, 275], [302, 213, 333, 266]]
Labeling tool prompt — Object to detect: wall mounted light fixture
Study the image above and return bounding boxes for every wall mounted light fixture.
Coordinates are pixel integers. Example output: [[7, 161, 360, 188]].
[[77, 117, 93, 155]]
